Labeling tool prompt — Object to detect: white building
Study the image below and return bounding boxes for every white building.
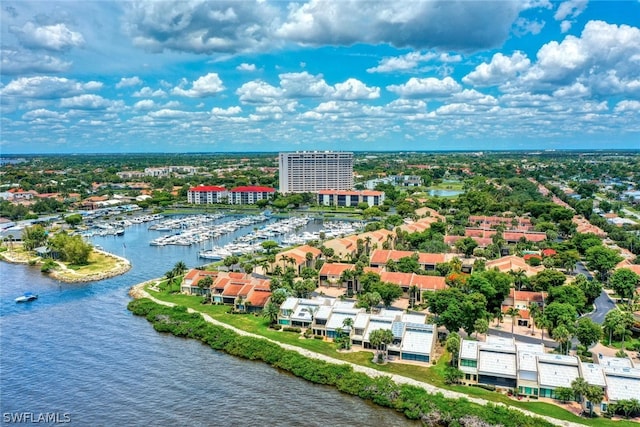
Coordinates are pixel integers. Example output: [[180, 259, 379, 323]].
[[279, 151, 354, 193], [317, 189, 385, 207]]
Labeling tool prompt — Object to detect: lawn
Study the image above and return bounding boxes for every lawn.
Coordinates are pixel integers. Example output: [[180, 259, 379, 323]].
[[146, 287, 638, 427], [67, 251, 117, 272], [428, 181, 464, 191]]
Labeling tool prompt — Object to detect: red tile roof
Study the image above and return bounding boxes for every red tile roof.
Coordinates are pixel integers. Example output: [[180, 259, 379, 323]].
[[189, 186, 226, 192], [319, 263, 354, 276], [246, 289, 271, 307]]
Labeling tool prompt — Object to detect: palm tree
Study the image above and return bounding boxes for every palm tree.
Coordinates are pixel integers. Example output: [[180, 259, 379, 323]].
[[584, 385, 604, 418], [506, 307, 520, 334], [263, 301, 280, 326], [536, 314, 551, 343], [305, 251, 313, 268], [509, 269, 527, 291], [173, 260, 187, 277], [369, 328, 394, 362], [408, 285, 419, 308], [553, 325, 571, 355], [364, 236, 372, 256], [164, 269, 176, 290], [529, 302, 540, 336], [571, 377, 589, 405], [493, 308, 504, 327]]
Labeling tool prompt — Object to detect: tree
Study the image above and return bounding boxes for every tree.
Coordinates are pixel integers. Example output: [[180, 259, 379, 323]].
[[445, 332, 461, 366], [571, 377, 589, 404], [610, 268, 640, 305], [555, 387, 575, 403], [173, 260, 187, 277], [474, 318, 489, 339], [584, 385, 604, 418], [575, 317, 602, 348], [544, 302, 578, 332], [22, 225, 48, 251], [529, 302, 540, 336], [536, 314, 551, 342], [197, 275, 213, 294], [223, 255, 239, 269], [357, 291, 381, 313], [369, 328, 394, 361], [261, 240, 279, 254], [373, 282, 403, 307], [509, 269, 527, 291], [553, 325, 572, 355], [603, 309, 634, 347], [574, 274, 602, 305], [164, 269, 176, 289], [506, 307, 520, 334], [529, 269, 567, 291], [454, 237, 478, 257], [444, 367, 464, 385], [64, 214, 83, 227], [548, 285, 587, 314], [585, 246, 623, 282], [293, 279, 316, 298]]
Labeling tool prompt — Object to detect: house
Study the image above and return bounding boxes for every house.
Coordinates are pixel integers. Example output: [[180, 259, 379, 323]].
[[537, 354, 581, 399], [378, 271, 446, 303], [369, 249, 447, 271], [274, 244, 322, 275], [180, 269, 220, 296], [444, 235, 493, 249], [318, 262, 355, 286], [501, 289, 547, 327], [398, 217, 440, 234], [485, 255, 544, 276]]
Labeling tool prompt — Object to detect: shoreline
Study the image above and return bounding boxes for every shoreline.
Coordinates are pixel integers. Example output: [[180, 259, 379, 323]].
[[1, 248, 131, 283], [128, 281, 588, 427]]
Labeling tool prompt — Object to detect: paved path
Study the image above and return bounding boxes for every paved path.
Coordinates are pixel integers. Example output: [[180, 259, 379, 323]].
[[130, 282, 588, 427]]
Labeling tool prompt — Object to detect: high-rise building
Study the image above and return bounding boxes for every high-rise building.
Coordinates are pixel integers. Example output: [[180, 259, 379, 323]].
[[278, 151, 354, 193]]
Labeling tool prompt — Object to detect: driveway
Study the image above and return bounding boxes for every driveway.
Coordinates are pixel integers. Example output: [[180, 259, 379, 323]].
[[585, 289, 615, 325]]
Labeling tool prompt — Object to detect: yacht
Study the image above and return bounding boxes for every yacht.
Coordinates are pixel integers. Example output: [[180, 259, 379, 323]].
[[15, 292, 38, 303]]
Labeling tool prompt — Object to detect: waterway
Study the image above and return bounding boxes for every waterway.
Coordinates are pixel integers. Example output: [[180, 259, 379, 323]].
[[0, 216, 414, 426]]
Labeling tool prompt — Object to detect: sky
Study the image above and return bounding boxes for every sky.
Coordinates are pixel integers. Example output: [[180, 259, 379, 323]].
[[1, 1, 639, 154]]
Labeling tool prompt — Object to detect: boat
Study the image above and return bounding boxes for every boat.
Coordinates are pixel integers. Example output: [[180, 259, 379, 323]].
[[15, 292, 38, 303]]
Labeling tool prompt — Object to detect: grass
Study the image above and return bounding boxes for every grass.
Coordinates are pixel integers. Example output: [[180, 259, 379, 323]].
[[428, 181, 464, 191], [146, 287, 637, 427], [67, 251, 117, 272]]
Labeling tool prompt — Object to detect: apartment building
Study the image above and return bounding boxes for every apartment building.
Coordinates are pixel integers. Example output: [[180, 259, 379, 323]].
[[278, 151, 354, 193]]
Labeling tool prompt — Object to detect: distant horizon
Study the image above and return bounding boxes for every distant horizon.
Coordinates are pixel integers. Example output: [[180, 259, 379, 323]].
[[2, 1, 639, 153], [3, 148, 640, 157]]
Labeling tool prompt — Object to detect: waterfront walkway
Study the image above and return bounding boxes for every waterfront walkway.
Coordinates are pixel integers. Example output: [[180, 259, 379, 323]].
[[130, 282, 588, 427]]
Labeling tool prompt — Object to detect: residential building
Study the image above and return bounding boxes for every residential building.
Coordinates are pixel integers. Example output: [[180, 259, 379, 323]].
[[229, 186, 275, 205], [369, 249, 447, 271], [279, 151, 354, 193], [187, 185, 228, 204], [317, 189, 384, 207], [485, 255, 545, 276]]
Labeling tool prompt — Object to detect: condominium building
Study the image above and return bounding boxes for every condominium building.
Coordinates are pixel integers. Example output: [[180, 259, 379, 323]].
[[278, 151, 354, 193]]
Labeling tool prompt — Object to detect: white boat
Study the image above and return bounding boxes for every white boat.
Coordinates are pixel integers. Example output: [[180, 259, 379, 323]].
[[15, 292, 38, 303]]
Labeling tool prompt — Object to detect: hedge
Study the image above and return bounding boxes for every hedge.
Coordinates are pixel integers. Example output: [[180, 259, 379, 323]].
[[128, 298, 553, 427]]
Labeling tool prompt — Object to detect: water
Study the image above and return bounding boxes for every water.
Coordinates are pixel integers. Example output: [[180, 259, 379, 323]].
[[427, 189, 463, 197], [0, 217, 414, 426]]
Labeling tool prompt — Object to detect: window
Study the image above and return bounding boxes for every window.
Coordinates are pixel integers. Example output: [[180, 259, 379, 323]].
[[460, 359, 477, 368]]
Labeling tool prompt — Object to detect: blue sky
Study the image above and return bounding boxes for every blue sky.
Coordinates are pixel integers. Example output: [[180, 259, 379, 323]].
[[1, 1, 639, 154]]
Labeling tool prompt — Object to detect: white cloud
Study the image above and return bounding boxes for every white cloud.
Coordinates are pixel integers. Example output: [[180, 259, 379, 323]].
[[236, 80, 283, 104], [387, 76, 461, 98], [513, 17, 546, 36], [172, 73, 225, 97], [10, 22, 85, 51], [384, 99, 427, 113], [1, 76, 102, 99], [211, 106, 242, 115], [148, 109, 191, 119], [518, 21, 640, 94], [368, 51, 463, 73], [133, 100, 156, 110], [554, 0, 588, 21], [133, 87, 167, 98], [123, 1, 280, 54], [277, 1, 528, 52], [116, 77, 143, 89], [0, 49, 71, 75], [463, 52, 531, 87], [22, 109, 67, 121], [614, 100, 640, 113], [279, 72, 332, 98], [333, 78, 380, 100], [236, 63, 257, 71], [60, 94, 112, 110]]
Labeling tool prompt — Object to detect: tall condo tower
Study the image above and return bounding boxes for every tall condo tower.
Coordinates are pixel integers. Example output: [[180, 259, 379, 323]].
[[278, 151, 354, 193]]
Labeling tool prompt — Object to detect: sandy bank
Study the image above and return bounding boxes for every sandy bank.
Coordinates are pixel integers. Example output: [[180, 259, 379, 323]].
[[1, 248, 131, 283]]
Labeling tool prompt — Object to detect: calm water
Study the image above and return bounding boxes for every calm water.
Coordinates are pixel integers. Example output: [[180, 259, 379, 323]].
[[0, 217, 414, 426]]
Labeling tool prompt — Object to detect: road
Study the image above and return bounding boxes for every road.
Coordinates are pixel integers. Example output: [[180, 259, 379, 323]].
[[585, 289, 615, 325]]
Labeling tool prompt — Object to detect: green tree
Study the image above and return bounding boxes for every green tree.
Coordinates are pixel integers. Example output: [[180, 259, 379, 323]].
[[369, 328, 394, 361], [603, 309, 634, 347], [610, 268, 640, 305], [444, 367, 464, 385], [548, 285, 587, 314], [555, 386, 575, 403], [553, 325, 572, 355], [454, 237, 478, 257], [544, 302, 578, 332], [585, 246, 623, 282], [474, 318, 489, 339], [261, 240, 279, 254], [173, 260, 187, 277], [373, 282, 403, 307], [21, 225, 48, 251], [197, 275, 213, 294], [445, 332, 461, 366], [575, 317, 602, 348], [357, 291, 381, 313], [506, 307, 520, 334], [574, 274, 602, 305], [584, 385, 604, 418], [571, 377, 589, 403], [262, 301, 280, 325], [64, 214, 83, 227], [529, 269, 567, 291]]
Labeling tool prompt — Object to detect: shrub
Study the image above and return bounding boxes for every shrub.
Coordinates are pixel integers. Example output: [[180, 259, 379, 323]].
[[283, 326, 301, 333]]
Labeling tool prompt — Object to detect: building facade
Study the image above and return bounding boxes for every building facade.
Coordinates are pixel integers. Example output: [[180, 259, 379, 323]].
[[279, 151, 354, 193], [187, 185, 275, 205], [187, 186, 228, 204], [317, 189, 384, 207]]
